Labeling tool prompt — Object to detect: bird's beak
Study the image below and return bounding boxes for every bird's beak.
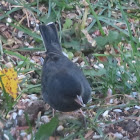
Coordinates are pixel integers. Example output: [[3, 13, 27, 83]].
[[75, 95, 85, 107]]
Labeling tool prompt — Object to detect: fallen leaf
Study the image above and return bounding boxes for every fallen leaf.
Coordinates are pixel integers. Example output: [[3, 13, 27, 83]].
[[0, 67, 19, 99]]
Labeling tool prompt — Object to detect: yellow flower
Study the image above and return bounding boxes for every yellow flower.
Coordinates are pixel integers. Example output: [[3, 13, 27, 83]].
[[0, 67, 19, 99]]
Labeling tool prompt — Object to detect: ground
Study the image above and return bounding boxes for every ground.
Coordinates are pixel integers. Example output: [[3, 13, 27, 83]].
[[0, 0, 140, 140]]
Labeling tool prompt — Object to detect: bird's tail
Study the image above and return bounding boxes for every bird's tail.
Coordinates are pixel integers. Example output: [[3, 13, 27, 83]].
[[39, 22, 62, 53]]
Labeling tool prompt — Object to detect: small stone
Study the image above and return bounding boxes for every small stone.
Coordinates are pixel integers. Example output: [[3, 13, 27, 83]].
[[98, 63, 104, 68], [24, 41, 29, 46], [107, 88, 112, 96], [132, 92, 138, 97], [18, 75, 26, 80], [80, 61, 85, 67], [93, 135, 102, 139], [94, 64, 100, 69], [57, 125, 64, 131], [72, 57, 79, 63], [109, 98, 114, 104], [117, 71, 121, 75], [28, 46, 34, 48], [28, 94, 38, 100], [30, 60, 35, 63], [1, 1, 5, 5], [87, 17, 93, 24], [12, 112, 17, 120], [5, 121, 13, 129], [124, 107, 130, 111], [132, 60, 136, 64], [20, 131, 27, 137], [41, 116, 50, 123], [7, 17, 12, 23], [4, 134, 9, 140], [7, 38, 14, 45], [18, 31, 24, 38], [27, 134, 32, 140], [102, 110, 110, 118], [135, 105, 140, 109], [113, 109, 122, 113], [21, 99, 31, 103], [5, 62, 13, 68], [113, 132, 123, 139], [18, 110, 24, 116], [31, 21, 35, 25], [31, 79, 37, 84]]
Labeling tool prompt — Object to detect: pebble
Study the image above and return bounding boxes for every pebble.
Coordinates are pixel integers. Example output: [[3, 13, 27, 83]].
[[24, 41, 29, 46], [28, 94, 38, 100], [1, 1, 5, 5], [30, 59, 35, 63], [31, 79, 37, 84], [5, 121, 13, 129], [124, 107, 130, 111], [98, 63, 104, 68], [72, 57, 79, 63], [93, 135, 102, 139], [4, 134, 9, 140], [135, 105, 140, 109], [21, 99, 31, 103], [107, 88, 112, 95], [18, 31, 24, 38], [132, 92, 138, 97], [132, 60, 136, 64], [12, 112, 17, 120], [113, 109, 122, 113], [20, 131, 27, 137], [80, 61, 85, 67], [94, 64, 100, 69], [99, 123, 105, 127], [18, 110, 24, 116], [113, 132, 123, 139], [28, 46, 34, 48], [57, 125, 64, 131], [87, 17, 93, 24], [102, 110, 110, 118], [31, 20, 35, 25], [41, 116, 50, 123], [117, 71, 121, 75], [109, 98, 114, 104], [7, 17, 12, 23], [27, 134, 32, 140], [5, 62, 13, 68], [89, 105, 96, 109]]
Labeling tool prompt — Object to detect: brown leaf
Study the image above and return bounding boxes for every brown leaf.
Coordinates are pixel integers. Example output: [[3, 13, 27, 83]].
[[84, 130, 93, 139], [98, 56, 107, 62], [49, 136, 60, 140], [82, 29, 96, 47]]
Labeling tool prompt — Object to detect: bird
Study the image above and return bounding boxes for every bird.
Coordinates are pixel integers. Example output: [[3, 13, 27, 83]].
[[39, 22, 91, 112]]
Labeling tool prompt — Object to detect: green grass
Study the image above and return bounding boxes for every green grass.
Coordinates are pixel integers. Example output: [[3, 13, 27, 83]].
[[0, 0, 140, 139]]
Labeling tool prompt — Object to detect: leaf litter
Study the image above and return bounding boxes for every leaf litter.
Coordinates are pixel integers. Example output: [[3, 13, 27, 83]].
[[0, 0, 140, 139]]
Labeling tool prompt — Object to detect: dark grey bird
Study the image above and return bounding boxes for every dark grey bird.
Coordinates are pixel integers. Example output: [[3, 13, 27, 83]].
[[39, 22, 91, 112]]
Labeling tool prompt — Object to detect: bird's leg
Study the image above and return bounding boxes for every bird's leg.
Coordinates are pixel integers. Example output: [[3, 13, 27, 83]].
[[52, 108, 55, 117], [79, 108, 87, 128]]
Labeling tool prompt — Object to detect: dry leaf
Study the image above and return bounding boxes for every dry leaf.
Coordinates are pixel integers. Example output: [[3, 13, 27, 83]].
[[82, 29, 96, 47], [0, 67, 19, 99], [84, 130, 93, 139]]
